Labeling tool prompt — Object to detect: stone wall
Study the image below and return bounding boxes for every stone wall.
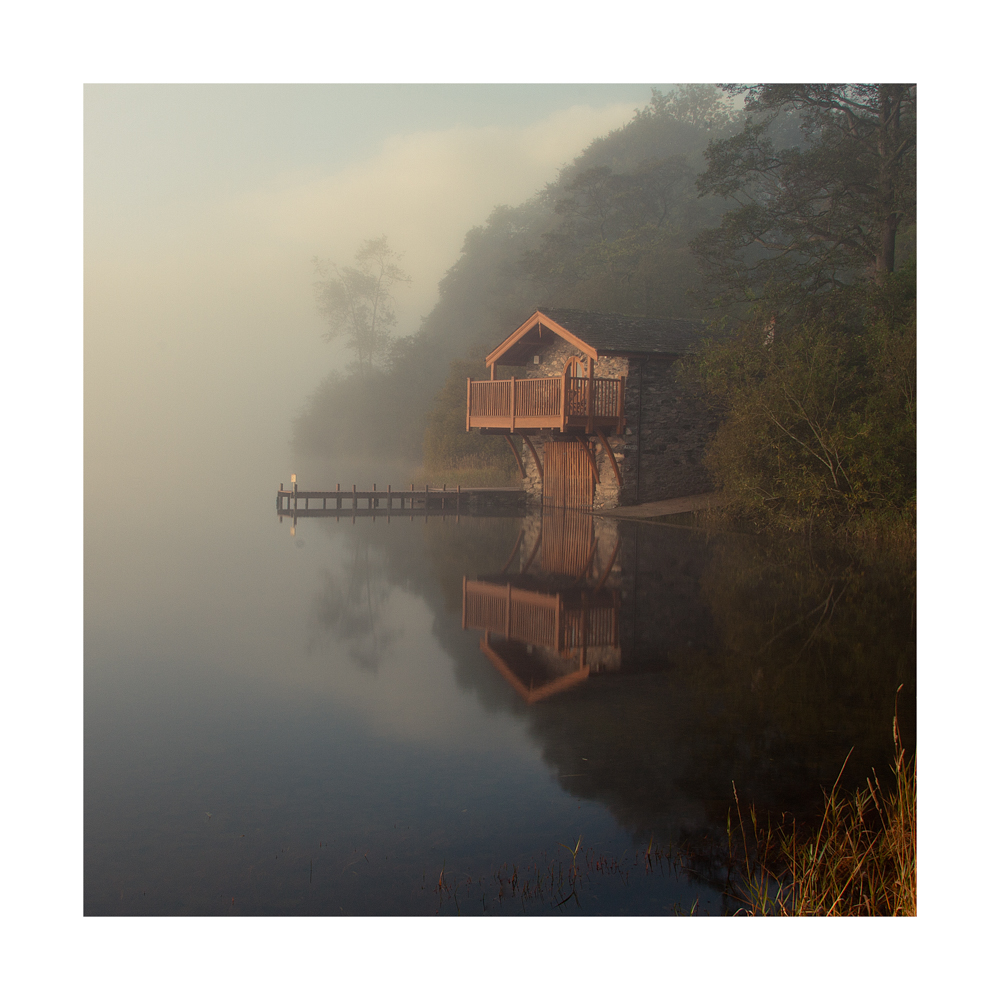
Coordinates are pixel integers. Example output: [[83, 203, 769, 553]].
[[520, 430, 548, 504], [619, 357, 715, 505], [517, 344, 715, 508]]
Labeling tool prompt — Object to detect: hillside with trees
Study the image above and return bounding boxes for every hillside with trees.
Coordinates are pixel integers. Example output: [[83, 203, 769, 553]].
[[293, 84, 916, 534]]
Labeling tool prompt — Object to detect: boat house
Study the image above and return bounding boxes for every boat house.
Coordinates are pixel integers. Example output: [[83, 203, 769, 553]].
[[466, 308, 714, 508]]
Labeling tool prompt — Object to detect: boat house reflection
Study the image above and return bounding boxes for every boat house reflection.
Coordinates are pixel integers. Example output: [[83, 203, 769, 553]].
[[462, 511, 621, 703]]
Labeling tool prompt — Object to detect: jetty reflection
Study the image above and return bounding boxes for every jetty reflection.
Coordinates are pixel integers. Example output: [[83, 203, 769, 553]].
[[463, 511, 623, 703]]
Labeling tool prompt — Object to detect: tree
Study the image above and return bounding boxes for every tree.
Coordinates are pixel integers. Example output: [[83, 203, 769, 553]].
[[314, 236, 411, 377], [693, 85, 916, 307], [691, 264, 916, 526], [521, 86, 737, 317], [422, 354, 518, 483]]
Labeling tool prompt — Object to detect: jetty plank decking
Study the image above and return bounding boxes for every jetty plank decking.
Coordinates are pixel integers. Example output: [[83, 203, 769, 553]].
[[276, 482, 525, 518]]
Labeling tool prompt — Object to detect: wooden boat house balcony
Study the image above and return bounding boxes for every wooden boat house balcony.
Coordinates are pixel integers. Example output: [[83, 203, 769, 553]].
[[466, 372, 625, 435], [462, 578, 619, 655], [462, 576, 620, 703]]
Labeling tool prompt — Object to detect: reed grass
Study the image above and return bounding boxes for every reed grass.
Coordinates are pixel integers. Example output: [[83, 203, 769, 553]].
[[728, 696, 915, 916]]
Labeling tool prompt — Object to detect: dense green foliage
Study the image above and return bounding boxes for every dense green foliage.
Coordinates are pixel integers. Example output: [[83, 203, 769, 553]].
[[422, 355, 519, 482], [692, 267, 915, 527], [522, 87, 737, 316]]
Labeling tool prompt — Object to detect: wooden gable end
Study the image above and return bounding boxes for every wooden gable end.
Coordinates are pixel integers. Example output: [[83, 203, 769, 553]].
[[485, 311, 597, 368]]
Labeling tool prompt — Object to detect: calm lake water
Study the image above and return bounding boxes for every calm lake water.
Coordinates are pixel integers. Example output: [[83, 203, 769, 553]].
[[85, 482, 915, 916]]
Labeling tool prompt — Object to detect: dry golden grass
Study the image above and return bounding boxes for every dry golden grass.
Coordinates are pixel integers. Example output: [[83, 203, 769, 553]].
[[729, 693, 915, 916]]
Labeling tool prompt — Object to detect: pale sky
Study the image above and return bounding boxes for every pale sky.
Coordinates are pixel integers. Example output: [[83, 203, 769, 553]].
[[86, 84, 662, 335]]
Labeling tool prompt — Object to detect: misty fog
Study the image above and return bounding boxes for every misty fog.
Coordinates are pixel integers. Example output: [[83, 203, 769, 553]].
[[85, 85, 651, 506], [82, 83, 669, 762]]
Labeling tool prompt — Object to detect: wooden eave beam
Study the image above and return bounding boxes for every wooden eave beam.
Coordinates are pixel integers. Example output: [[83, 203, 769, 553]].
[[580, 439, 600, 484], [498, 529, 526, 574], [485, 310, 598, 368], [479, 636, 589, 704]]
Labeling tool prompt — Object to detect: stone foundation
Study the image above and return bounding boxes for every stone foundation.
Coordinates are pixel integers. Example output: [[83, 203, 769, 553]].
[[518, 354, 715, 509]]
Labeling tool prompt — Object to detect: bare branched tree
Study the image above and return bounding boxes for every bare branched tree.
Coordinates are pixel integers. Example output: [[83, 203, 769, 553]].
[[314, 236, 411, 377], [694, 85, 916, 305]]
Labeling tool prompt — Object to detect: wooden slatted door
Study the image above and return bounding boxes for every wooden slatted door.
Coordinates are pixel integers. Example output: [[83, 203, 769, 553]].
[[542, 441, 595, 509]]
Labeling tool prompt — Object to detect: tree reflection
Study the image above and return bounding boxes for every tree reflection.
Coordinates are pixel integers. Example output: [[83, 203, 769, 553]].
[[309, 517, 524, 679], [310, 534, 400, 671], [305, 509, 915, 856], [451, 512, 915, 848], [544, 525, 909, 844]]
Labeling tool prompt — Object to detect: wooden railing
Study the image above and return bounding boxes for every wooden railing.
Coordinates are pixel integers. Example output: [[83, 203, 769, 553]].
[[562, 605, 618, 650], [567, 376, 621, 418], [462, 580, 560, 650], [468, 379, 514, 421], [516, 377, 562, 417], [467, 373, 625, 433], [462, 578, 619, 654]]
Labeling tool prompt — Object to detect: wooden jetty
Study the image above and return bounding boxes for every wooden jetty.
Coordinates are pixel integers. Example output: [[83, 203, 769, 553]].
[[276, 482, 524, 519]]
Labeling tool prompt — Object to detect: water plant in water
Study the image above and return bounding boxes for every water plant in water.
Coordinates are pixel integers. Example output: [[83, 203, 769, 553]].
[[425, 838, 699, 915]]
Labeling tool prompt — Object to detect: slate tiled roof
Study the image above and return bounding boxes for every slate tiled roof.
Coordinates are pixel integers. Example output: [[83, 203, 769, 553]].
[[541, 308, 706, 356]]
